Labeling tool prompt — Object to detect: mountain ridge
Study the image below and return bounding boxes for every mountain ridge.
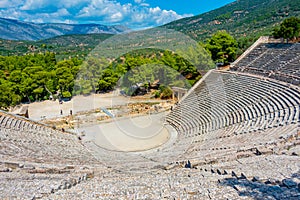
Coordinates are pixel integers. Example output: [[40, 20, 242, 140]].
[[1, 0, 300, 57], [164, 0, 300, 41], [0, 17, 130, 41]]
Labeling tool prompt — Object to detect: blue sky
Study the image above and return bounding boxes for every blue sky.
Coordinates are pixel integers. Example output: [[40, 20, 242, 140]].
[[0, 0, 235, 29]]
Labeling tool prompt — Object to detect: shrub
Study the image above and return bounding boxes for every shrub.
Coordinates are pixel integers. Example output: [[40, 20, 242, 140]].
[[62, 91, 72, 98]]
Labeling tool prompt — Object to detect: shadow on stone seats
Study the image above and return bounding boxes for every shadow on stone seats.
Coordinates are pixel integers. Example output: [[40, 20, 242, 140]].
[[219, 170, 300, 199]]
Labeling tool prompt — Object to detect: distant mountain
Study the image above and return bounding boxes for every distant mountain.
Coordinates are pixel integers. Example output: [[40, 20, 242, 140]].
[[164, 0, 300, 41], [0, 33, 114, 60], [1, 0, 299, 57], [0, 18, 130, 41]]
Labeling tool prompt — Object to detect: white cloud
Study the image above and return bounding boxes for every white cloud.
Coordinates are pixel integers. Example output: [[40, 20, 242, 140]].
[[22, 9, 71, 23], [109, 12, 123, 22], [149, 7, 161, 15], [60, 0, 90, 8], [134, 0, 148, 7], [77, 0, 128, 20], [140, 3, 150, 7], [0, 8, 22, 20], [0, 0, 192, 29], [20, 0, 45, 10], [0, 6, 72, 24], [54, 8, 71, 17], [20, 0, 90, 10], [0, 0, 23, 8]]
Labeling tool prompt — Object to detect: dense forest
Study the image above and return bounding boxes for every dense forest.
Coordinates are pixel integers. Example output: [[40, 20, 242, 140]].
[[0, 47, 213, 109], [0, 53, 80, 108]]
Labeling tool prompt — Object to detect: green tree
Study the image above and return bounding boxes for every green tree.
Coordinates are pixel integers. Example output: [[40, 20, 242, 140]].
[[22, 66, 50, 101], [273, 17, 300, 41], [97, 68, 119, 92], [75, 57, 109, 95], [55, 65, 74, 97], [0, 53, 82, 108], [159, 85, 173, 99], [205, 30, 238, 65], [0, 79, 21, 108]]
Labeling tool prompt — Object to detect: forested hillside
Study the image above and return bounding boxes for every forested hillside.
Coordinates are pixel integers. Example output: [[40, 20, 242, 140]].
[[0, 34, 114, 60], [165, 0, 300, 49], [1, 0, 299, 58]]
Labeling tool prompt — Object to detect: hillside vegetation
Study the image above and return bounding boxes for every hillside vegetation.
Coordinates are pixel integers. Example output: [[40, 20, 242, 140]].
[[1, 0, 299, 58], [0, 34, 113, 60], [165, 0, 300, 49]]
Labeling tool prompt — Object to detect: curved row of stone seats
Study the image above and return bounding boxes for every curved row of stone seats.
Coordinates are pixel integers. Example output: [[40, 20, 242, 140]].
[[46, 166, 243, 200], [165, 70, 300, 163], [231, 43, 300, 85], [167, 71, 299, 134], [45, 154, 300, 200], [159, 119, 298, 165], [0, 111, 97, 165], [188, 123, 298, 162], [231, 43, 300, 71], [209, 154, 300, 184], [0, 161, 96, 200], [195, 155, 300, 199], [2, 144, 296, 199], [0, 80, 299, 198]]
